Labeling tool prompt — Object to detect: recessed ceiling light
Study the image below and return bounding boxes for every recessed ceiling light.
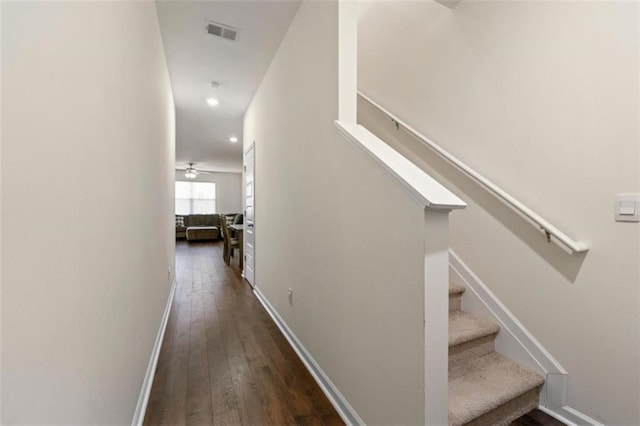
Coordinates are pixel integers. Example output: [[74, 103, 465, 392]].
[[229, 136, 238, 143], [206, 97, 219, 107]]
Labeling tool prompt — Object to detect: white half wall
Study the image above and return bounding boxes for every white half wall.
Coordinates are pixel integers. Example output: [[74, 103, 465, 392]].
[[358, 1, 640, 424], [175, 171, 242, 214], [1, 2, 175, 424], [244, 1, 428, 423]]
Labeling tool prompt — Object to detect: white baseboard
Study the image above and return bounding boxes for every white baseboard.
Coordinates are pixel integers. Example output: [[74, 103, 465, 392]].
[[539, 405, 604, 426], [253, 287, 365, 426], [131, 278, 178, 426], [449, 250, 600, 426]]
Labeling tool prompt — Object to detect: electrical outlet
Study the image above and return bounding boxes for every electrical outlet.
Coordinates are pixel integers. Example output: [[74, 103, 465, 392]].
[[288, 288, 293, 305]]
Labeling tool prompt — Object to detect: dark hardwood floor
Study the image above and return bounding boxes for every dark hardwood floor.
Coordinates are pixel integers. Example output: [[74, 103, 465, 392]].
[[511, 409, 566, 426], [144, 241, 562, 426], [143, 241, 343, 426]]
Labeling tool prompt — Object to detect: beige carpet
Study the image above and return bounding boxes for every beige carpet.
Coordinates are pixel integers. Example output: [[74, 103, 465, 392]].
[[448, 283, 544, 426]]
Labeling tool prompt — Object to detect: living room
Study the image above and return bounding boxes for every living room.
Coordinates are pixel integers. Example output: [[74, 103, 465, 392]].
[[174, 170, 243, 242]]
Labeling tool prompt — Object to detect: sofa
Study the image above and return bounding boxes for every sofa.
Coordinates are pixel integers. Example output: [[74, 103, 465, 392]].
[[175, 214, 221, 241]]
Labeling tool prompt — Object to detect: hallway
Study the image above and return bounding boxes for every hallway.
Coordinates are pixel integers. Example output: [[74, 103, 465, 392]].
[[143, 242, 344, 426]]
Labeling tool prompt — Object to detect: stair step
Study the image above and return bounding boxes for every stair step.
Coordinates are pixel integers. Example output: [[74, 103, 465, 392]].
[[449, 311, 499, 368], [449, 281, 465, 295], [449, 311, 499, 347], [449, 352, 545, 426], [449, 282, 465, 311]]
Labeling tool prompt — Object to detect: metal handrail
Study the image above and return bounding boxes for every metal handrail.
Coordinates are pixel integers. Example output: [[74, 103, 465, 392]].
[[358, 90, 589, 254]]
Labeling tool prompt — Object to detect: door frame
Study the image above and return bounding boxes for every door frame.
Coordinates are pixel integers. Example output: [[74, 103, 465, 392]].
[[243, 142, 255, 287]]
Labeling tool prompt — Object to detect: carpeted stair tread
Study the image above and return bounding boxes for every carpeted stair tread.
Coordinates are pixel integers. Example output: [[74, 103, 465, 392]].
[[449, 311, 499, 347], [448, 352, 545, 426], [449, 282, 466, 295]]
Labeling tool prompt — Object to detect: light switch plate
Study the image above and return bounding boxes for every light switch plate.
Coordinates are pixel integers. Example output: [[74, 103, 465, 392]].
[[615, 193, 640, 222]]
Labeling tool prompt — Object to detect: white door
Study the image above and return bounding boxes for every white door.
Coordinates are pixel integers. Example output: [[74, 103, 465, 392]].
[[243, 144, 255, 287]]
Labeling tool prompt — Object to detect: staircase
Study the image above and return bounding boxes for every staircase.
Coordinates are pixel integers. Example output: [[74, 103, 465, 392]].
[[448, 282, 545, 425]]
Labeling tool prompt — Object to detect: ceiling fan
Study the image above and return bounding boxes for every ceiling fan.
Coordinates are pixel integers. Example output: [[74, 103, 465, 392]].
[[176, 163, 214, 179]]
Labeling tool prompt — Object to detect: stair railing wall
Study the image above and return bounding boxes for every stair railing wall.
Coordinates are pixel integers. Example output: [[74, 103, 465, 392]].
[[357, 91, 589, 255], [335, 122, 466, 424]]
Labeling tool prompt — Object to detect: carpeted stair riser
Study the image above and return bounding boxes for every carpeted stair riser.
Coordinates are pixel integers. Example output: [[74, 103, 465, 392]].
[[449, 334, 497, 373], [450, 293, 462, 311], [449, 282, 465, 313], [459, 386, 542, 426]]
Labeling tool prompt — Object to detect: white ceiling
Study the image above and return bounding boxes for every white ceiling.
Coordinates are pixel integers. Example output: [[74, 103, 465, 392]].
[[156, 0, 301, 173]]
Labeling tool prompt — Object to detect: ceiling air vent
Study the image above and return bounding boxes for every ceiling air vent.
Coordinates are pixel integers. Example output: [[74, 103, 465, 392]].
[[206, 21, 239, 42]]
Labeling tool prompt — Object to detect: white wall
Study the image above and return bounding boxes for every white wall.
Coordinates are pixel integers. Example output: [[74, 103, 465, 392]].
[[2, 2, 175, 424], [244, 1, 428, 424], [0, 2, 3, 421], [358, 1, 640, 424], [175, 171, 242, 214]]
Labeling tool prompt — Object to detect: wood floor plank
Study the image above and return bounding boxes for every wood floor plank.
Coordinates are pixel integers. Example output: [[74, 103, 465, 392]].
[[231, 367, 271, 425], [202, 283, 238, 417], [185, 282, 213, 425], [252, 365, 298, 425], [209, 378, 239, 416], [261, 323, 338, 419], [144, 276, 191, 426], [144, 256, 186, 426], [213, 408, 242, 426], [320, 413, 347, 426], [164, 255, 194, 426], [144, 241, 344, 426], [511, 409, 567, 425], [251, 326, 318, 420], [294, 415, 325, 426]]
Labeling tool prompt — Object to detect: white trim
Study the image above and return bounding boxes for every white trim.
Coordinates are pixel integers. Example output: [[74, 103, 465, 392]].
[[423, 211, 450, 425], [131, 278, 178, 426], [243, 141, 255, 156], [253, 287, 365, 426], [450, 251, 600, 425], [539, 405, 604, 426], [358, 91, 588, 254], [335, 121, 466, 211], [338, 0, 358, 123], [243, 142, 255, 288]]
